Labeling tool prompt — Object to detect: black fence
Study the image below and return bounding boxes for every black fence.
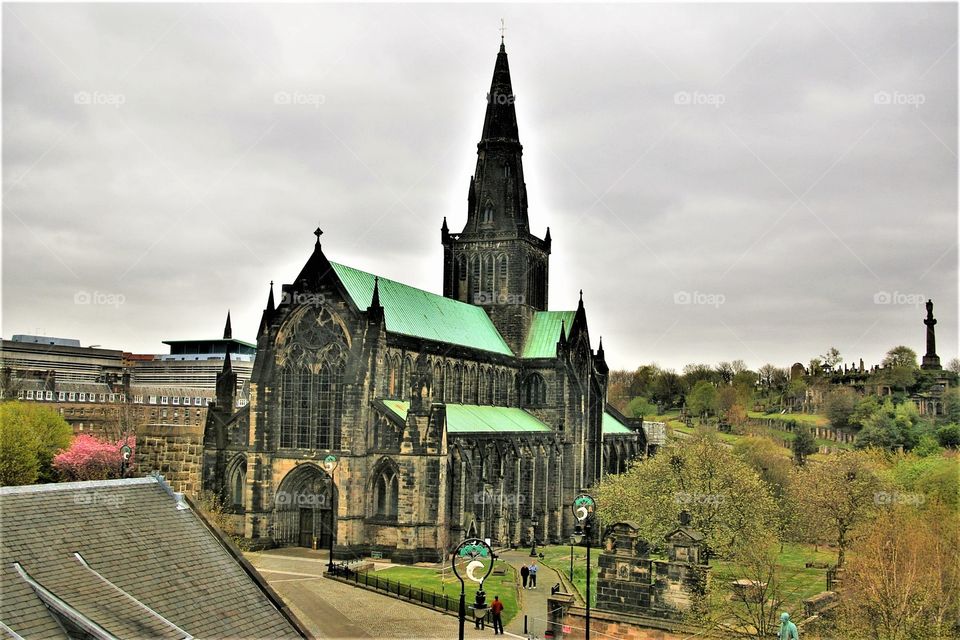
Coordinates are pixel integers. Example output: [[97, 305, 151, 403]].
[[328, 562, 490, 621]]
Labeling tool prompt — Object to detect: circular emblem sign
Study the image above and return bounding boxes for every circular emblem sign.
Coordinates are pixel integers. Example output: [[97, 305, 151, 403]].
[[572, 493, 596, 523], [451, 538, 494, 585], [120, 445, 132, 461], [323, 455, 338, 474]]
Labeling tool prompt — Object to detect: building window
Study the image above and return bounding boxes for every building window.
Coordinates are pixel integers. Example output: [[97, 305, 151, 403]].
[[482, 201, 495, 224], [46, 391, 53, 401], [182, 397, 189, 405], [524, 373, 547, 406], [279, 361, 345, 450], [194, 397, 202, 406], [26, 390, 34, 400], [374, 466, 399, 518], [109, 394, 116, 402], [228, 457, 246, 509], [172, 397, 179, 405], [98, 393, 106, 402], [149, 396, 157, 404], [68, 392, 76, 402], [161, 396, 168, 404], [119, 394, 125, 403], [58, 392, 66, 401]]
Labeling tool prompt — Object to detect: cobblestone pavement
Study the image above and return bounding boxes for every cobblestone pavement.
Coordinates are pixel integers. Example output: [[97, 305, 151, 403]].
[[246, 548, 523, 639]]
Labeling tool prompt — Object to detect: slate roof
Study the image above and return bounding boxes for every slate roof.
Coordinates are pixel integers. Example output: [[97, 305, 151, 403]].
[[522, 311, 576, 358], [330, 262, 514, 356], [0, 477, 305, 639], [379, 400, 553, 434]]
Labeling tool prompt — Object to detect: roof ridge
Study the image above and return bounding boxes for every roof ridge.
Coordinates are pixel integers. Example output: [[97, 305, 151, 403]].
[[0, 476, 157, 496], [330, 261, 483, 313]]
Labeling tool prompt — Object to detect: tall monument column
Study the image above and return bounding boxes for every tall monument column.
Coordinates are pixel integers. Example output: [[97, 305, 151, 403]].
[[921, 299, 942, 370]]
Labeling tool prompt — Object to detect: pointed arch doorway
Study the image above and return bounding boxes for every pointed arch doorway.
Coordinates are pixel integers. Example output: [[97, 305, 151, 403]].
[[273, 464, 338, 549]]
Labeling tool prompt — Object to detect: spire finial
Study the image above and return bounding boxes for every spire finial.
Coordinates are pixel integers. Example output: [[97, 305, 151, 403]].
[[579, 289, 583, 302], [314, 227, 323, 245], [223, 310, 233, 340], [500, 18, 506, 45]]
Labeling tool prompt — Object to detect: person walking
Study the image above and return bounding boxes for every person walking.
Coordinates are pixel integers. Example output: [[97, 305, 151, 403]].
[[529, 562, 538, 589], [490, 596, 505, 635], [520, 563, 529, 589]]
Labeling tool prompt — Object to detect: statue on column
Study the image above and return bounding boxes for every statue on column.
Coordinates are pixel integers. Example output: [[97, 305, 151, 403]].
[[921, 299, 942, 371]]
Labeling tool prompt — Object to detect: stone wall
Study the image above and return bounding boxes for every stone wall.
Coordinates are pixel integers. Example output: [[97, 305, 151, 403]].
[[137, 423, 205, 494]]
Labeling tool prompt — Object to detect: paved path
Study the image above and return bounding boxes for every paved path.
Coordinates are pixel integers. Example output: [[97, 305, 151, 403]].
[[246, 547, 525, 639], [497, 549, 562, 639]]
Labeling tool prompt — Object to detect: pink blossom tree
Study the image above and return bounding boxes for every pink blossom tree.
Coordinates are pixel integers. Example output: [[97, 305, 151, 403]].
[[53, 434, 136, 482]]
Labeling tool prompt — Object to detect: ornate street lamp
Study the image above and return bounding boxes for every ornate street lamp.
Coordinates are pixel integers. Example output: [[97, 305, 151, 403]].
[[571, 494, 597, 640], [451, 538, 494, 640], [323, 454, 339, 572]]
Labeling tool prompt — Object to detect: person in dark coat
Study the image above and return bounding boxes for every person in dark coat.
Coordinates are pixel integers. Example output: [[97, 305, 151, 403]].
[[520, 564, 529, 589]]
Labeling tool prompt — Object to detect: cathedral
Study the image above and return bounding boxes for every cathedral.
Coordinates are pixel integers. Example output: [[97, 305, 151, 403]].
[[202, 40, 647, 563]]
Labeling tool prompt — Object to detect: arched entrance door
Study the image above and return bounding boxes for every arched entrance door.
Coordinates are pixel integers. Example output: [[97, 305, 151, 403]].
[[273, 464, 337, 549]]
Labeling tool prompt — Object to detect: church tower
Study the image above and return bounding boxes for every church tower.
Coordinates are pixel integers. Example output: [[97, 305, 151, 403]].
[[442, 39, 551, 354]]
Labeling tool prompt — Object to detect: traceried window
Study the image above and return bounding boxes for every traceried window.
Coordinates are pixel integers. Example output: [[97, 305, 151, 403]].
[[496, 254, 508, 298], [482, 201, 495, 224], [524, 373, 547, 406], [374, 466, 399, 518], [277, 307, 349, 451], [228, 457, 246, 508]]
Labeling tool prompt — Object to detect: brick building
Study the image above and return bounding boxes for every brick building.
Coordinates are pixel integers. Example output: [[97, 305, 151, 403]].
[[202, 41, 646, 562]]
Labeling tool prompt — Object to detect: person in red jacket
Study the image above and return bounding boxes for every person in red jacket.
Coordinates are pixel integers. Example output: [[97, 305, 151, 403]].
[[490, 596, 505, 635]]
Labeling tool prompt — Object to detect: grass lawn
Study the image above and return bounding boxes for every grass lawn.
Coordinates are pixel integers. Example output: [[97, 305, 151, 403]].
[[375, 563, 520, 624], [747, 411, 829, 428], [537, 542, 834, 615]]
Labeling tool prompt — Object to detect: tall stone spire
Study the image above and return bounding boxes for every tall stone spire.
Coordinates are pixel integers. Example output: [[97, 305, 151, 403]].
[[223, 311, 232, 340], [921, 299, 942, 370]]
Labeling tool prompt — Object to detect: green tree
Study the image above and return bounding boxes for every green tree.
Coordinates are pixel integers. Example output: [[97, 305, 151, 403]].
[[942, 388, 960, 424], [625, 396, 657, 419], [823, 387, 857, 429], [686, 381, 718, 420], [598, 431, 778, 560], [936, 423, 960, 448], [791, 450, 886, 567], [650, 370, 684, 408], [792, 428, 817, 465], [822, 347, 843, 368], [882, 345, 919, 369], [0, 402, 73, 486], [856, 399, 922, 451]]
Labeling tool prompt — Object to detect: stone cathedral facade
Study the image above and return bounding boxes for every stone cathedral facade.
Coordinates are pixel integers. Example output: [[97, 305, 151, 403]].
[[202, 41, 647, 563]]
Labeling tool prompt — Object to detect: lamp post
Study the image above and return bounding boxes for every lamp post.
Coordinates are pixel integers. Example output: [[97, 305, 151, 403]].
[[323, 454, 339, 572], [119, 443, 132, 477], [451, 538, 494, 640], [569, 535, 575, 583], [572, 494, 597, 640], [530, 516, 539, 557]]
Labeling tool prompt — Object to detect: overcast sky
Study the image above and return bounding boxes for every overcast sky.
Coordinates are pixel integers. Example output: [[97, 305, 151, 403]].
[[3, 3, 957, 372]]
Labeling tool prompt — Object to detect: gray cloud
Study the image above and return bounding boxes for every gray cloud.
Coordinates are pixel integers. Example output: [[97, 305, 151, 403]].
[[3, 3, 956, 371]]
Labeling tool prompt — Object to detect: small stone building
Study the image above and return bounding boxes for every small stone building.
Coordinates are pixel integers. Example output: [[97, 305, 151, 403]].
[[596, 521, 710, 619]]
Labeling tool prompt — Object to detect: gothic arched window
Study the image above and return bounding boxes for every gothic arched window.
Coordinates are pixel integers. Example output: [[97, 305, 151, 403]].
[[453, 365, 463, 403], [444, 362, 453, 403], [486, 369, 495, 405], [483, 254, 494, 301], [228, 456, 246, 509], [482, 201, 495, 224], [524, 373, 547, 406], [374, 465, 399, 518], [496, 254, 508, 299], [470, 256, 481, 303], [434, 362, 444, 400]]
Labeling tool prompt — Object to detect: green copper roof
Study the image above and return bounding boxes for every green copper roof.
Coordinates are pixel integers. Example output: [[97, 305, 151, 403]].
[[522, 311, 576, 358], [330, 263, 513, 356], [380, 400, 553, 434], [603, 411, 634, 436]]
